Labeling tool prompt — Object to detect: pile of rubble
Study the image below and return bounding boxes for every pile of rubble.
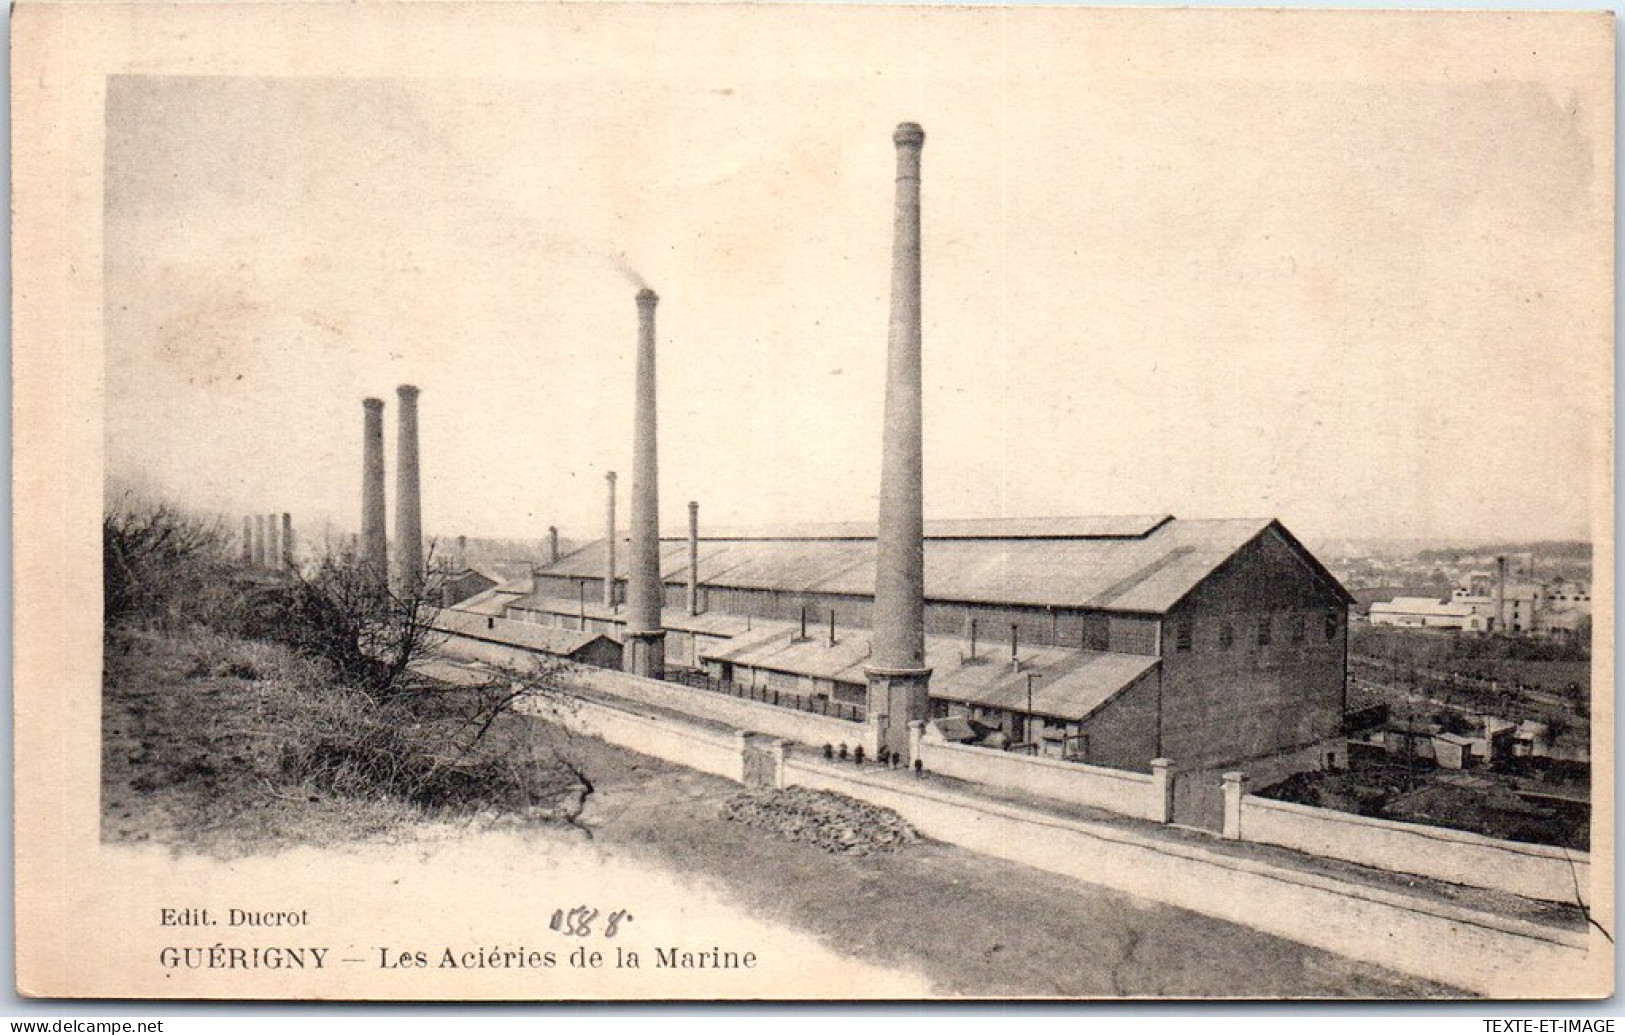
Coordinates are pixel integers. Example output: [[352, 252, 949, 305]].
[[718, 786, 917, 856]]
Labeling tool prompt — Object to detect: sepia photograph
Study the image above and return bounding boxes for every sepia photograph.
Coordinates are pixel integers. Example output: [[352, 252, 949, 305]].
[[11, 1, 1616, 1002]]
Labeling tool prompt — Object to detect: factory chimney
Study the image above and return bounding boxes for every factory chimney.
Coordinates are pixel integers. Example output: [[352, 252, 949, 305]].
[[687, 501, 701, 616], [241, 517, 253, 566], [265, 513, 279, 574], [281, 513, 295, 572], [456, 534, 468, 571], [603, 471, 618, 609], [395, 384, 424, 598], [1496, 555, 1508, 634], [253, 514, 267, 568], [360, 397, 388, 592], [864, 122, 932, 759], [548, 526, 560, 564], [623, 288, 666, 680]]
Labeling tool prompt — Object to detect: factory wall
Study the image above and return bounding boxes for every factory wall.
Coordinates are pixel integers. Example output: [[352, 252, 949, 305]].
[[1157, 529, 1347, 774], [543, 571, 1161, 655]]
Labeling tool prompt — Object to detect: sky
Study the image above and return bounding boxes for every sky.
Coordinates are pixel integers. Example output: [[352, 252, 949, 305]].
[[101, 6, 1613, 547]]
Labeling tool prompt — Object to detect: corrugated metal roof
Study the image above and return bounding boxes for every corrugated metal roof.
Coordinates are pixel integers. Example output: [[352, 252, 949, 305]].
[[432, 607, 609, 657], [501, 591, 760, 638], [656, 515, 1173, 541], [701, 622, 1156, 721], [535, 517, 1341, 614], [930, 649, 1159, 721]]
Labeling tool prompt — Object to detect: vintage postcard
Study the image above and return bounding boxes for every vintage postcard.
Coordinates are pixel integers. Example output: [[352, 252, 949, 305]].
[[12, 1, 1615, 1000]]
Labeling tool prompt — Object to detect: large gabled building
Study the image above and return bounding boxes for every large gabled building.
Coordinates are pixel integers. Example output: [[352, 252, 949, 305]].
[[500, 513, 1352, 780]]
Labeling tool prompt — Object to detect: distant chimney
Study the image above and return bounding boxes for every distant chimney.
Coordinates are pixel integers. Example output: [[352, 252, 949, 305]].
[[281, 513, 294, 572], [265, 513, 279, 573], [241, 516, 253, 565], [687, 501, 701, 616], [603, 471, 618, 609], [456, 534, 468, 570], [1010, 623, 1020, 673], [361, 397, 388, 591], [253, 514, 267, 567], [395, 384, 424, 597], [1496, 555, 1508, 633], [864, 122, 931, 759], [623, 288, 666, 680], [548, 525, 560, 564]]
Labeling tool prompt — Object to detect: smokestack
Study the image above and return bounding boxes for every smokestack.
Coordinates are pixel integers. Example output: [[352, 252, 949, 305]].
[[253, 514, 266, 567], [281, 513, 294, 572], [241, 517, 253, 565], [395, 384, 424, 597], [1496, 555, 1508, 634], [687, 501, 700, 616], [623, 288, 666, 680], [864, 122, 931, 758], [361, 397, 388, 591], [456, 534, 468, 571], [603, 471, 618, 609], [265, 513, 279, 574], [548, 526, 560, 564]]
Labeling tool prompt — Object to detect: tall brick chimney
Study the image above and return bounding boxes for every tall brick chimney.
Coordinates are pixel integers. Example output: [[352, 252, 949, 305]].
[[624, 288, 666, 679], [265, 513, 279, 573], [361, 397, 388, 591], [253, 514, 267, 567], [603, 471, 618, 609], [281, 513, 294, 572], [548, 526, 560, 564], [395, 384, 423, 597], [687, 500, 701, 616], [864, 122, 931, 758], [241, 516, 253, 565]]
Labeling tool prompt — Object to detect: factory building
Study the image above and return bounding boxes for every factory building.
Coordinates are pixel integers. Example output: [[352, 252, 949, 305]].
[[502, 513, 1352, 776]]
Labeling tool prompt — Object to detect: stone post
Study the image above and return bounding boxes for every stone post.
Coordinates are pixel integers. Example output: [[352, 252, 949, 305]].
[[1150, 758, 1176, 824], [1222, 771, 1248, 840], [908, 719, 927, 769]]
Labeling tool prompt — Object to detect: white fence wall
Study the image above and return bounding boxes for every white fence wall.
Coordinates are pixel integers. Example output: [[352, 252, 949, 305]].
[[916, 738, 1165, 823], [1237, 794, 1591, 906]]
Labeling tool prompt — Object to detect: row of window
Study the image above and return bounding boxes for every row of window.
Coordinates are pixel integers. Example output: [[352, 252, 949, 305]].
[[1172, 610, 1341, 653]]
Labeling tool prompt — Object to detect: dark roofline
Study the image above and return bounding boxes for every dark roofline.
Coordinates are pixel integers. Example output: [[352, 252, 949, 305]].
[[1158, 519, 1356, 614]]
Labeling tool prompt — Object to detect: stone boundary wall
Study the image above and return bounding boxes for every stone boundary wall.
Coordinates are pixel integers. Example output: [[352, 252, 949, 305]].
[[1231, 791, 1591, 906], [574, 668, 880, 756], [780, 757, 1593, 996], [914, 736, 1169, 823], [514, 691, 742, 783]]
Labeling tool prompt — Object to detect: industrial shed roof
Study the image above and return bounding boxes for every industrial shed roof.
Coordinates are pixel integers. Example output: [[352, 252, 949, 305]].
[[431, 607, 612, 658], [701, 622, 1157, 722], [536, 517, 1349, 614]]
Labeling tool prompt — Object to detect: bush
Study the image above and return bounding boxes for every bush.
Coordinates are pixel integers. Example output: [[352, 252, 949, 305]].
[[103, 496, 240, 634]]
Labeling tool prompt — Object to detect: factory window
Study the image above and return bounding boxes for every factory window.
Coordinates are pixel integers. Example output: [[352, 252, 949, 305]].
[[1174, 619, 1193, 653], [1218, 622, 1235, 650], [1324, 610, 1339, 641], [1289, 614, 1306, 644], [1256, 616, 1273, 647]]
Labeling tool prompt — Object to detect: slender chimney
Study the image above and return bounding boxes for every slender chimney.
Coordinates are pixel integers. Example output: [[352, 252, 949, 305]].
[[603, 471, 617, 609], [241, 516, 253, 565], [687, 501, 701, 616], [361, 397, 388, 591], [1496, 555, 1508, 634], [265, 513, 279, 573], [456, 534, 468, 571], [281, 513, 294, 572], [395, 385, 424, 597], [253, 514, 266, 567], [548, 526, 560, 564], [864, 122, 931, 759], [623, 288, 666, 680]]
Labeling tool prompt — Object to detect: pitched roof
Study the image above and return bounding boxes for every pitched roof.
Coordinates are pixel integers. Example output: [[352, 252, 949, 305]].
[[431, 607, 611, 658], [536, 516, 1349, 614]]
